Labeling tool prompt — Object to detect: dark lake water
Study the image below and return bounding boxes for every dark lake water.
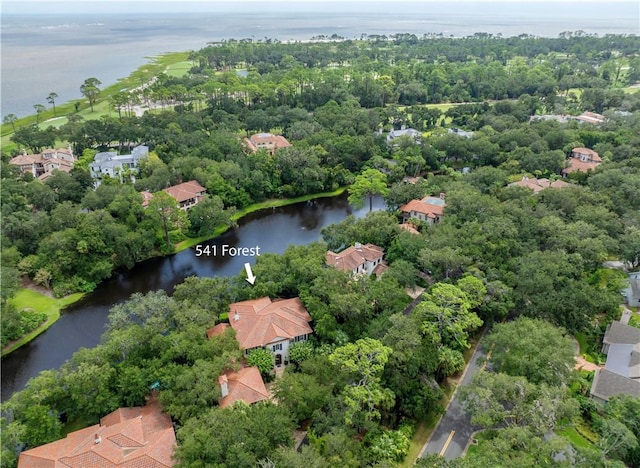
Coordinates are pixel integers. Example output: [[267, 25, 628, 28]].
[[1, 193, 385, 401]]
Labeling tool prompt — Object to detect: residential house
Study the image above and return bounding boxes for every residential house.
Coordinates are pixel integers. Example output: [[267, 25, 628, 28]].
[[575, 111, 605, 125], [623, 272, 640, 308], [18, 397, 176, 467], [529, 114, 571, 123], [141, 180, 207, 211], [245, 133, 291, 155], [89, 145, 148, 180], [400, 194, 446, 224], [163, 181, 207, 211], [508, 176, 573, 193], [399, 223, 420, 235], [387, 127, 421, 145], [447, 128, 475, 138], [9, 147, 75, 179], [562, 147, 602, 176], [590, 321, 640, 403], [326, 242, 387, 277], [227, 297, 313, 367], [218, 367, 269, 408]]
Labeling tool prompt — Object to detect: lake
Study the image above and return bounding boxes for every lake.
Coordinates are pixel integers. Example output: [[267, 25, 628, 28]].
[[0, 193, 385, 401]]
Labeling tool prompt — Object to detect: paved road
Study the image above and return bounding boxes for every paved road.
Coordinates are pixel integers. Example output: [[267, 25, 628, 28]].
[[420, 340, 487, 460]]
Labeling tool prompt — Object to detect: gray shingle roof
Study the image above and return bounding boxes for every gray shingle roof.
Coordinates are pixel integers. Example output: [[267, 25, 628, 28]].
[[603, 321, 640, 346], [590, 368, 640, 401]]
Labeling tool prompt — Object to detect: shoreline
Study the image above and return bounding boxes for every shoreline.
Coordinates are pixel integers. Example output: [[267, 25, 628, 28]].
[[2, 187, 348, 357]]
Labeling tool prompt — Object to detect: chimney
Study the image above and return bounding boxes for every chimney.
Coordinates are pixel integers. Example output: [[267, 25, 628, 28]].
[[439, 193, 445, 200], [354, 242, 362, 251], [94, 434, 102, 444], [219, 375, 229, 397]]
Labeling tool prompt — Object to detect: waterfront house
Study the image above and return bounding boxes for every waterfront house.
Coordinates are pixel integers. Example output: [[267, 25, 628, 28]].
[[141, 180, 207, 211], [326, 242, 387, 277], [400, 194, 446, 224]]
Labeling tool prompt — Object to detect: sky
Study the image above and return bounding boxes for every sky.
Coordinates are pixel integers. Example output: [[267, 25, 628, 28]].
[[4, 0, 637, 14]]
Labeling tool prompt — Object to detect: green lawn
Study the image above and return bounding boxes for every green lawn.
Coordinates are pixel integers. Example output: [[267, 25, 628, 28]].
[[165, 61, 194, 78], [575, 332, 588, 354], [557, 426, 594, 450], [2, 289, 84, 356]]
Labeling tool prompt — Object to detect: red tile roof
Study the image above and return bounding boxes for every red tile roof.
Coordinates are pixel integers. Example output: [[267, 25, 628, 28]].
[[562, 159, 601, 174], [509, 177, 573, 192], [228, 297, 312, 350], [400, 196, 446, 218], [207, 323, 230, 338], [219, 367, 269, 408], [399, 223, 420, 234], [326, 243, 384, 272], [245, 133, 291, 153], [571, 147, 602, 162], [163, 181, 206, 203], [18, 399, 176, 467]]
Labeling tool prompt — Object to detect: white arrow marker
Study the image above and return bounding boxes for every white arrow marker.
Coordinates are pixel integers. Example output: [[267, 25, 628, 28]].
[[244, 263, 256, 285]]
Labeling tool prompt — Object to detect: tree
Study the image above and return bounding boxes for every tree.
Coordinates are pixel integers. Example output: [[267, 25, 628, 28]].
[[145, 191, 189, 252], [460, 371, 578, 433], [597, 418, 638, 461], [46, 92, 59, 116], [272, 372, 331, 424], [247, 348, 274, 377], [174, 403, 295, 466], [348, 168, 389, 211], [80, 77, 102, 112], [33, 104, 46, 125], [485, 317, 575, 386], [3, 113, 18, 132], [329, 338, 395, 428], [415, 282, 483, 350], [187, 195, 235, 237]]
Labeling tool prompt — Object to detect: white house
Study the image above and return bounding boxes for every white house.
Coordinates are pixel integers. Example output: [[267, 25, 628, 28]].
[[89, 145, 149, 180], [227, 297, 313, 367], [387, 127, 421, 145]]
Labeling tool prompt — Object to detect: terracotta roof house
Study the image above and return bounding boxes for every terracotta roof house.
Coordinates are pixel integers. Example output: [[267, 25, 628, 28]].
[[218, 367, 269, 408], [400, 194, 446, 224], [228, 297, 313, 367], [562, 147, 602, 176], [18, 398, 176, 467], [245, 133, 291, 155], [141, 181, 206, 211], [590, 321, 640, 403], [163, 181, 206, 211], [89, 145, 148, 181], [399, 223, 420, 235], [387, 127, 421, 145], [9, 147, 75, 179], [207, 322, 230, 339], [575, 111, 605, 125], [508, 176, 573, 193], [326, 242, 387, 277]]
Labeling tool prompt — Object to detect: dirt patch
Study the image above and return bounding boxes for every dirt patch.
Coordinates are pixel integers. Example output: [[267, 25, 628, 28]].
[[20, 276, 54, 298], [575, 356, 602, 372]]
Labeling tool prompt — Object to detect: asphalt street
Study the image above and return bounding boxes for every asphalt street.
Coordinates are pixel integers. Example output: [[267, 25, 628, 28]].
[[420, 342, 487, 460]]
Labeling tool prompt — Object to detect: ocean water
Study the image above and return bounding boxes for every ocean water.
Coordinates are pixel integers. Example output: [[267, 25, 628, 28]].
[[2, 1, 639, 118]]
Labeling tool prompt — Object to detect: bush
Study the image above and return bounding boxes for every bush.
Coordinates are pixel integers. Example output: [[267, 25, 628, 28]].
[[246, 348, 274, 380]]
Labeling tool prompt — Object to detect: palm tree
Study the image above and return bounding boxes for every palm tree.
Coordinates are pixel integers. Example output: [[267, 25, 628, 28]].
[[47, 92, 59, 116], [3, 114, 18, 132], [33, 104, 46, 124]]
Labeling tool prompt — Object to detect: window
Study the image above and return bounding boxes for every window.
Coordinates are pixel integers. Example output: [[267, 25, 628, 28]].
[[272, 343, 283, 352]]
